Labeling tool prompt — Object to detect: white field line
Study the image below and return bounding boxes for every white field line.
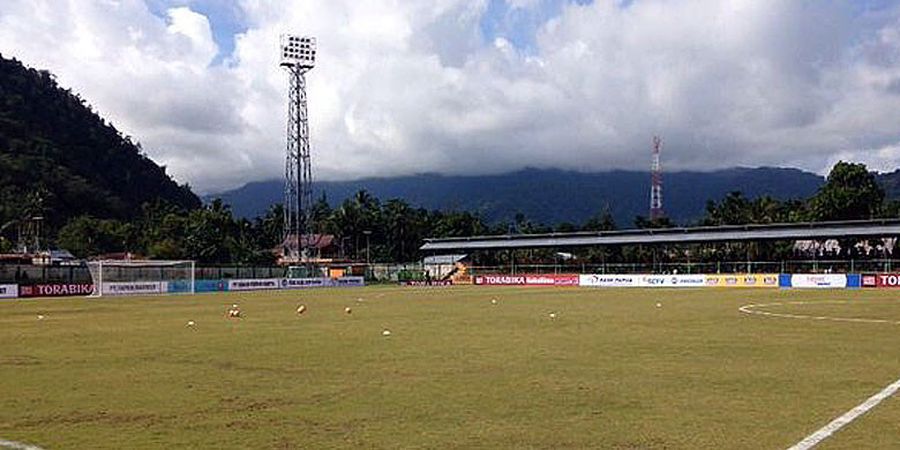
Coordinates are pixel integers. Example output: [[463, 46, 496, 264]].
[[786, 377, 900, 450], [0, 439, 44, 450], [739, 300, 900, 449], [738, 301, 900, 325]]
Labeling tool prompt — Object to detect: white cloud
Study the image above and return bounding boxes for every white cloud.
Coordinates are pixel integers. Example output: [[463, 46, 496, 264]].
[[1, 0, 899, 194]]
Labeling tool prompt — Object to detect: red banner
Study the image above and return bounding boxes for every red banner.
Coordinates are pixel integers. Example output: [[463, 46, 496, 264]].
[[474, 274, 579, 286], [863, 274, 900, 288], [19, 283, 94, 297]]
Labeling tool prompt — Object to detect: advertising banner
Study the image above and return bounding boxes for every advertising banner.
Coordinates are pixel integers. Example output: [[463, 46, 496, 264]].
[[703, 274, 779, 288], [0, 284, 18, 299], [102, 282, 168, 296], [335, 276, 365, 287], [475, 274, 578, 286], [524, 274, 580, 286], [475, 275, 526, 285], [195, 280, 229, 293], [787, 274, 848, 289], [636, 274, 707, 288], [228, 279, 281, 291], [281, 278, 333, 289], [579, 274, 708, 288], [863, 274, 900, 288], [579, 274, 639, 287], [401, 280, 453, 286], [19, 283, 94, 297]]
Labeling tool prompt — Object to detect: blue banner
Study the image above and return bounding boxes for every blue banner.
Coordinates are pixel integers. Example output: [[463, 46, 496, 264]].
[[779, 274, 792, 288], [194, 279, 229, 293]]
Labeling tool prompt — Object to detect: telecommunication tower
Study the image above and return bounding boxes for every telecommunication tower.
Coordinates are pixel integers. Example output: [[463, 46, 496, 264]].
[[649, 136, 664, 220], [279, 34, 316, 264]]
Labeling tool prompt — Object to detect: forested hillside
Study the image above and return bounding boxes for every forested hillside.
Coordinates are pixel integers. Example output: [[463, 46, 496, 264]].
[[215, 167, 825, 226], [0, 55, 199, 233]]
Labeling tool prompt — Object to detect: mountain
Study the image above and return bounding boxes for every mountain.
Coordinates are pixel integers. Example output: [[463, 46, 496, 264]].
[[877, 170, 900, 200], [212, 167, 825, 226], [0, 55, 200, 230]]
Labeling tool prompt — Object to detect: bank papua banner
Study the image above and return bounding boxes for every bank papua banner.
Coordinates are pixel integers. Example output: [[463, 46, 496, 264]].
[[862, 274, 900, 288], [580, 274, 705, 288], [704, 274, 779, 288], [19, 283, 94, 298], [335, 276, 366, 287], [281, 278, 333, 289], [474, 274, 579, 286], [228, 279, 281, 291], [579, 274, 639, 287], [0, 284, 18, 299], [280, 277, 366, 289]]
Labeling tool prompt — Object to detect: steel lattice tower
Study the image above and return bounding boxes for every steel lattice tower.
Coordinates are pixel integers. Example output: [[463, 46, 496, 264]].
[[649, 136, 664, 220], [280, 35, 316, 264]]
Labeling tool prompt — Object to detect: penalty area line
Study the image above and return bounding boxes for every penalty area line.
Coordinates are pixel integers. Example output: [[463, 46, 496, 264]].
[[787, 376, 900, 450], [0, 439, 44, 450], [739, 302, 900, 448]]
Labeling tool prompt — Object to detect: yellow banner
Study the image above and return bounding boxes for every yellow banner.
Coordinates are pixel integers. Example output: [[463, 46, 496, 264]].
[[704, 274, 779, 288]]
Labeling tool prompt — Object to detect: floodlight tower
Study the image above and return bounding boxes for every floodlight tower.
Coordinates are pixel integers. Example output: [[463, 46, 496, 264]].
[[649, 136, 664, 220], [279, 34, 316, 264]]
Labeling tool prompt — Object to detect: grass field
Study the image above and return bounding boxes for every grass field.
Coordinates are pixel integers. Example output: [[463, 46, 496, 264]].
[[2, 286, 900, 449]]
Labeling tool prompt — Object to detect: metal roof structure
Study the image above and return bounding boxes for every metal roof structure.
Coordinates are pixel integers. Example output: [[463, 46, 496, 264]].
[[420, 219, 900, 252], [423, 254, 468, 265]]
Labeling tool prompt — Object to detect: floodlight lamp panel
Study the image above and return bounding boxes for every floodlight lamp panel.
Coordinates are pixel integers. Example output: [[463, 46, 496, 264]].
[[279, 34, 316, 68]]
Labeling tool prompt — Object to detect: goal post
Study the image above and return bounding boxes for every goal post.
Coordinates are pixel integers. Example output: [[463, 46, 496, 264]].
[[86, 260, 195, 297]]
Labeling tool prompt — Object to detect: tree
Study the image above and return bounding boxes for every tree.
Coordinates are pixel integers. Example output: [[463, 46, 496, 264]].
[[57, 216, 134, 258], [634, 215, 674, 229], [182, 200, 238, 263], [583, 210, 616, 231], [808, 161, 884, 221]]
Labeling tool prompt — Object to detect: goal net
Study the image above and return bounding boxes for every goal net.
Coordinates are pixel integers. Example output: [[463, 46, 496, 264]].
[[86, 260, 195, 297]]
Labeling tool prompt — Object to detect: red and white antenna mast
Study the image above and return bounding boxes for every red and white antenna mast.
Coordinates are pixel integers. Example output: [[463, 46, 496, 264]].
[[649, 136, 664, 220]]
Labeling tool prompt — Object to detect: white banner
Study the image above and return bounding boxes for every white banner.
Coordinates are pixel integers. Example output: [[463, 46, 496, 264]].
[[0, 284, 18, 299], [579, 274, 639, 287], [281, 278, 332, 289], [637, 274, 707, 288], [228, 279, 281, 291], [790, 274, 848, 289], [579, 274, 707, 288], [101, 282, 168, 296], [335, 276, 365, 287]]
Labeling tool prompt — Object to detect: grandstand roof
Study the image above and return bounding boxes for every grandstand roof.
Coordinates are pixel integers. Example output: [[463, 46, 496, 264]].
[[420, 219, 900, 251]]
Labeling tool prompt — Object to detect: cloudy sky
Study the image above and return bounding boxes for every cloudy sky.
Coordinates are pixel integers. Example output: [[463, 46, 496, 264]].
[[1, 0, 900, 194]]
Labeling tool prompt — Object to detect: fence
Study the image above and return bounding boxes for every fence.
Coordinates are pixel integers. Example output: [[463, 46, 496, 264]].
[[2, 259, 898, 285], [0, 265, 289, 285], [467, 259, 900, 276], [0, 264, 425, 284]]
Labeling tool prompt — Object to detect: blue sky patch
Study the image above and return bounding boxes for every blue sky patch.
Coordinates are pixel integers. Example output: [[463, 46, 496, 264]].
[[145, 0, 247, 65]]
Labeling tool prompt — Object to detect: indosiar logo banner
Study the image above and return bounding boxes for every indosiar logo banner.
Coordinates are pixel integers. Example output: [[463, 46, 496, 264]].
[[637, 275, 706, 287]]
